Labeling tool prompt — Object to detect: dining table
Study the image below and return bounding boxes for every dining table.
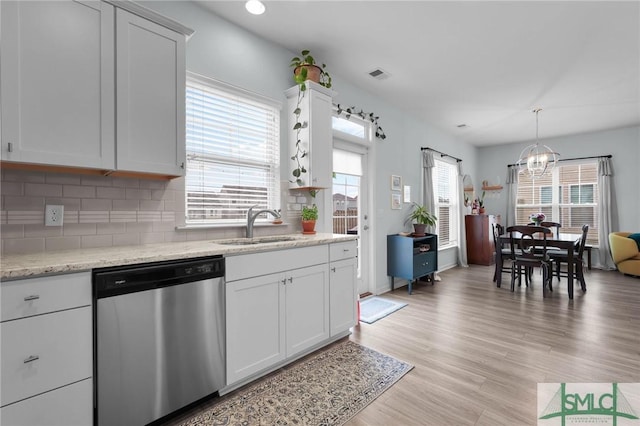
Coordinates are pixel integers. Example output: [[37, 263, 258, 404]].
[[497, 234, 580, 299]]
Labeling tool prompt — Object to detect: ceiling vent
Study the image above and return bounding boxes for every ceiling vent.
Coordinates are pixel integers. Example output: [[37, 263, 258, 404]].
[[368, 68, 390, 80]]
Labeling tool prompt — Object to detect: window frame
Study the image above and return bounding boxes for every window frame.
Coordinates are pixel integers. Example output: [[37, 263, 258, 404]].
[[432, 158, 459, 249], [183, 72, 282, 227]]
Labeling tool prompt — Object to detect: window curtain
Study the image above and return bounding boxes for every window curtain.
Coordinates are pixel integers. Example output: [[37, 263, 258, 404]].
[[422, 151, 436, 234], [597, 157, 616, 270], [457, 162, 468, 267], [505, 166, 519, 228]]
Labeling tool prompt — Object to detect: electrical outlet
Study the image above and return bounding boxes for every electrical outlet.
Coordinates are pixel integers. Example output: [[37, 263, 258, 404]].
[[45, 205, 64, 227]]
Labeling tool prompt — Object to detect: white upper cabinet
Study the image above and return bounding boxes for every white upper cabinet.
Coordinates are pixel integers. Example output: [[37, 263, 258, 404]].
[[1, 1, 116, 169], [1, 0, 191, 177], [286, 82, 334, 190], [115, 8, 186, 176]]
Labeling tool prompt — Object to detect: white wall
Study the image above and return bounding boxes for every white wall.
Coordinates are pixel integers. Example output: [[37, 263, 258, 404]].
[[141, 1, 481, 293], [477, 125, 640, 266]]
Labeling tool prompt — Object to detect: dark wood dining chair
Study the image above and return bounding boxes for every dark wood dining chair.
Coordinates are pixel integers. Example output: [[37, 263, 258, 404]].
[[547, 224, 589, 293], [492, 223, 511, 287], [506, 225, 553, 295]]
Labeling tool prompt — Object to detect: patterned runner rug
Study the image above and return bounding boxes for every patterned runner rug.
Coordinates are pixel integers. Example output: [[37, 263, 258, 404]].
[[174, 340, 413, 426]]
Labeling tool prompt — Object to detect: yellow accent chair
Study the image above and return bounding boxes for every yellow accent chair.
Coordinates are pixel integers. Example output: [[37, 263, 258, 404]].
[[609, 232, 640, 277]]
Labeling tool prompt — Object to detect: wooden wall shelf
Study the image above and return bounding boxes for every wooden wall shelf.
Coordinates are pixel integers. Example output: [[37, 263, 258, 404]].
[[481, 185, 503, 191]]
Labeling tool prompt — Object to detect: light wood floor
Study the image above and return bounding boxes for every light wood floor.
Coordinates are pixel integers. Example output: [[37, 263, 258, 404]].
[[347, 266, 640, 425]]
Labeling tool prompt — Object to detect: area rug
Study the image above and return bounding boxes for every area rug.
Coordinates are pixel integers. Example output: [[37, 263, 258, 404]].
[[359, 296, 407, 324], [176, 341, 413, 426]]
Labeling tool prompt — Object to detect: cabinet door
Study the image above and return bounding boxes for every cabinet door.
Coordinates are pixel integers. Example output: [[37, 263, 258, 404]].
[[330, 258, 357, 336], [285, 264, 330, 357], [115, 8, 186, 176], [1, 307, 92, 407], [0, 378, 92, 426], [307, 90, 332, 188], [1, 1, 115, 168], [226, 272, 286, 385]]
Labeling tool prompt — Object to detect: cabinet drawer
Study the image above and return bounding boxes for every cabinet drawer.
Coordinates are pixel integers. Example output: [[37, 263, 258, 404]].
[[1, 378, 92, 426], [226, 245, 328, 282], [1, 272, 91, 322], [413, 252, 436, 277], [329, 240, 357, 262], [1, 307, 92, 407]]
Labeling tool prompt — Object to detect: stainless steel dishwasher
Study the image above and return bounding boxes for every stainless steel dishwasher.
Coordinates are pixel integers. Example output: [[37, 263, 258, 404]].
[[93, 256, 225, 426]]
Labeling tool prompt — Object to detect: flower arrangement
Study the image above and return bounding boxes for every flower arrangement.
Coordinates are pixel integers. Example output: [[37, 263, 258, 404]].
[[530, 212, 546, 223]]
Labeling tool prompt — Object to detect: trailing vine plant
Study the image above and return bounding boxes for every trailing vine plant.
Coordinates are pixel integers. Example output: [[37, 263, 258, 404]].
[[335, 104, 386, 140], [289, 49, 332, 187]]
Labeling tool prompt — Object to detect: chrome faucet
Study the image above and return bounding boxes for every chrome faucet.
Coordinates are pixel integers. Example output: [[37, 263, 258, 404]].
[[246, 205, 281, 238]]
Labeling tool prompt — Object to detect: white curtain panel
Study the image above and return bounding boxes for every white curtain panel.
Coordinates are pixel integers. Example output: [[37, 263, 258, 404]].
[[457, 162, 468, 267], [597, 157, 616, 270], [505, 166, 519, 228], [422, 151, 436, 234]]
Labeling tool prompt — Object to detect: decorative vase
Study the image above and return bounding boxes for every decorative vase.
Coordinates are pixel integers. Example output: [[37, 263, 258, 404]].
[[479, 207, 486, 214], [413, 223, 427, 236], [302, 219, 316, 234], [294, 65, 322, 83]]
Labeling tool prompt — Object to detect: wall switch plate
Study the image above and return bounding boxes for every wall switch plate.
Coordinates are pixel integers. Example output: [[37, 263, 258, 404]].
[[45, 205, 64, 227]]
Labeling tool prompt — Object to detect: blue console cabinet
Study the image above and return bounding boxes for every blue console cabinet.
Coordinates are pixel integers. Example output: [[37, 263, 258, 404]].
[[387, 234, 438, 294]]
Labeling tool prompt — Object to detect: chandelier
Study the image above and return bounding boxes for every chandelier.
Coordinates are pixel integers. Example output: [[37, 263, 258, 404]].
[[516, 108, 559, 179]]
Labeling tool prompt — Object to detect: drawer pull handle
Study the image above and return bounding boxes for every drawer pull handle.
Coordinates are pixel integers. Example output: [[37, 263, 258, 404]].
[[23, 355, 39, 364], [24, 295, 40, 301]]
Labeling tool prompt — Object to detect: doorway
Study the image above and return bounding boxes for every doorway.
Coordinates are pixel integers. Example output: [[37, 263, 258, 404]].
[[332, 144, 370, 295]]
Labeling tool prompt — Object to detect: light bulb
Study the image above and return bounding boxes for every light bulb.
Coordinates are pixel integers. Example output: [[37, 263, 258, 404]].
[[245, 0, 265, 15]]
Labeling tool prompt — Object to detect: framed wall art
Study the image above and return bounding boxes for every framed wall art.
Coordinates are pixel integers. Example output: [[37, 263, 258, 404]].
[[391, 193, 402, 209], [391, 175, 402, 191]]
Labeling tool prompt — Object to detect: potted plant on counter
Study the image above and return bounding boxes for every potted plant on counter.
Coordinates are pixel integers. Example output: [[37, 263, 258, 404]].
[[404, 202, 437, 236], [301, 204, 318, 234]]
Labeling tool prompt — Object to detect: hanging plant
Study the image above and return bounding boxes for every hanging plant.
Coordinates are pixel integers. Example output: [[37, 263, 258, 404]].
[[289, 49, 332, 186], [335, 104, 386, 140]]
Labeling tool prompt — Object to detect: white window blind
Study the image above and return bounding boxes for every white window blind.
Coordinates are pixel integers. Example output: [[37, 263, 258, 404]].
[[433, 159, 459, 247], [185, 74, 280, 225], [516, 161, 599, 245]]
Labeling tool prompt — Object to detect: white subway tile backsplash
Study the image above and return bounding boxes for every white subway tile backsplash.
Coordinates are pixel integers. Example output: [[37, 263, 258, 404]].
[[81, 176, 113, 187], [112, 199, 139, 210], [0, 211, 7, 225], [3, 170, 44, 183], [63, 185, 96, 198], [81, 234, 113, 248], [126, 188, 151, 200], [97, 187, 126, 199], [80, 211, 109, 223], [138, 180, 166, 190], [63, 223, 97, 236], [8, 210, 43, 225], [97, 222, 126, 234], [139, 232, 165, 245], [64, 210, 79, 224], [139, 200, 164, 211], [161, 211, 175, 222], [45, 198, 81, 211], [25, 183, 63, 197], [1, 224, 24, 238], [45, 236, 81, 251], [111, 177, 138, 188], [81, 199, 112, 211], [126, 222, 153, 233], [46, 174, 81, 185], [110, 211, 137, 222], [137, 211, 162, 222], [3, 238, 45, 254], [113, 232, 140, 247], [4, 196, 45, 210], [1, 182, 24, 196], [24, 224, 63, 238]]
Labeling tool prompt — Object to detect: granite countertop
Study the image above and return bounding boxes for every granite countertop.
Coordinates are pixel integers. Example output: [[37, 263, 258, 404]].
[[0, 233, 358, 280]]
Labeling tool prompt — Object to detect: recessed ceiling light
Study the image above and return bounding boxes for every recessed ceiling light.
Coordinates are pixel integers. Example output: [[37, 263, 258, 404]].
[[245, 0, 265, 15]]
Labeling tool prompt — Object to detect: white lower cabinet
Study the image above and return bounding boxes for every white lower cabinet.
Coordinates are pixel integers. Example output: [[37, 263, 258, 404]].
[[0, 272, 92, 426], [0, 378, 92, 426], [329, 241, 358, 336], [225, 246, 330, 385]]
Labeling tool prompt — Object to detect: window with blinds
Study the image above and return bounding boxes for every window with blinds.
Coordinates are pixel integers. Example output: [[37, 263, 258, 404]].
[[185, 74, 280, 225], [433, 159, 459, 247], [515, 161, 599, 245]]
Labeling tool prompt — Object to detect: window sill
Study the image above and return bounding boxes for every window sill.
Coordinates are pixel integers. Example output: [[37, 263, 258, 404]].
[[176, 222, 289, 231]]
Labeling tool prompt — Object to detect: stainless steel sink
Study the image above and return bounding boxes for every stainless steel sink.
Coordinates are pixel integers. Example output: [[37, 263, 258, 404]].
[[215, 236, 301, 245]]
